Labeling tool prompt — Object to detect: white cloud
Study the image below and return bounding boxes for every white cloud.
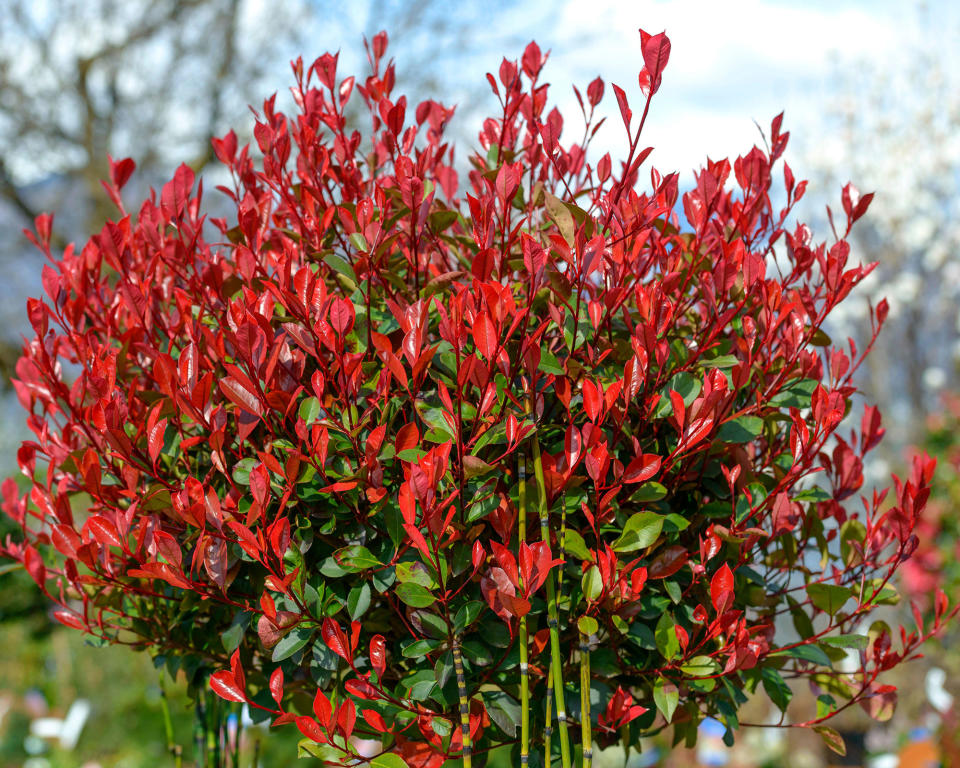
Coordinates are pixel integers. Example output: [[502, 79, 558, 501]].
[[537, 0, 924, 179]]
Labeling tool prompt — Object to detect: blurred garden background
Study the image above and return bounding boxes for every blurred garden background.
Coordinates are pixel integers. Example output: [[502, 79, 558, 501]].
[[0, 0, 958, 765]]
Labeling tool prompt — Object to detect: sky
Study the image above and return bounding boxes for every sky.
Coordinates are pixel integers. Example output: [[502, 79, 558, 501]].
[[297, 0, 957, 190], [517, 0, 957, 184]]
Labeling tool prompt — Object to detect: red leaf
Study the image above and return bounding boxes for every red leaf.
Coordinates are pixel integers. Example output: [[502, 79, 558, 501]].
[[612, 84, 632, 131], [53, 609, 85, 631], [296, 715, 326, 743], [230, 648, 245, 692], [711, 563, 734, 613], [337, 698, 357, 741], [322, 618, 350, 660], [395, 421, 420, 453], [204, 538, 228, 591], [219, 377, 263, 417], [160, 163, 195, 220], [345, 677, 378, 700], [587, 76, 605, 107], [88, 516, 124, 549], [623, 453, 661, 484], [363, 708, 388, 732], [473, 312, 497, 359], [521, 40, 544, 79], [681, 416, 714, 450], [370, 635, 386, 680], [270, 667, 284, 707], [329, 297, 356, 336], [210, 671, 246, 703], [313, 688, 333, 728], [583, 379, 602, 422], [669, 389, 686, 429], [648, 546, 689, 579], [639, 30, 671, 94], [148, 418, 167, 465], [109, 156, 136, 190]]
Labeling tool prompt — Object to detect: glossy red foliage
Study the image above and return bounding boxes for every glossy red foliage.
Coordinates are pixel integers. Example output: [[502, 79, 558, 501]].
[[1, 28, 951, 765]]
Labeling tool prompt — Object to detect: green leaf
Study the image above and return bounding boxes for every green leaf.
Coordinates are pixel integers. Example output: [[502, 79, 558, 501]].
[[300, 740, 347, 761], [544, 190, 575, 246], [272, 625, 313, 662], [813, 726, 846, 756], [680, 655, 719, 677], [323, 253, 358, 284], [221, 611, 252, 652], [655, 613, 679, 661], [384, 505, 403, 547], [578, 616, 599, 635], [395, 561, 436, 588], [769, 378, 817, 409], [347, 583, 371, 619], [816, 694, 838, 719], [627, 482, 667, 503], [653, 678, 679, 722], [418, 611, 449, 640], [463, 455, 496, 479], [820, 634, 868, 650], [704, 354, 740, 369], [839, 519, 867, 566], [654, 372, 701, 417], [793, 486, 831, 503], [582, 565, 603, 601], [395, 582, 437, 608], [805, 583, 852, 616], [562, 529, 593, 562], [717, 416, 764, 443], [482, 689, 521, 737], [612, 511, 664, 552], [774, 643, 832, 667], [538, 348, 565, 376], [298, 397, 322, 425], [454, 601, 485, 632], [334, 545, 382, 571], [761, 667, 793, 712], [349, 232, 369, 252], [662, 513, 691, 533], [402, 638, 441, 659], [371, 754, 411, 768], [232, 457, 256, 486]]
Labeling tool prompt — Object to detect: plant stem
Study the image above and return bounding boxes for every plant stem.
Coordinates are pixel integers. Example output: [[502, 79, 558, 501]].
[[544, 672, 554, 768], [579, 630, 592, 768], [159, 678, 184, 768], [529, 420, 572, 768], [250, 730, 261, 768], [452, 638, 472, 768], [518, 456, 531, 768]]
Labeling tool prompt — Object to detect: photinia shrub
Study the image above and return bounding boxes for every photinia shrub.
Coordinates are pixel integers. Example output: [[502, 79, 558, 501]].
[[1, 29, 950, 767]]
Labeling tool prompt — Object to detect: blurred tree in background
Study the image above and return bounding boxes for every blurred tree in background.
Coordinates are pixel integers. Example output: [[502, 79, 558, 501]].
[[0, 0, 548, 391], [804, 5, 960, 454]]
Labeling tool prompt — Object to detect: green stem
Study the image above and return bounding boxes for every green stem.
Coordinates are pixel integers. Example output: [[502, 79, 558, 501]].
[[518, 457, 530, 768], [529, 425, 572, 768], [250, 730, 261, 768], [544, 672, 554, 768], [452, 639, 472, 768], [159, 679, 183, 768], [208, 690, 219, 768], [194, 691, 206, 768], [579, 631, 592, 768]]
